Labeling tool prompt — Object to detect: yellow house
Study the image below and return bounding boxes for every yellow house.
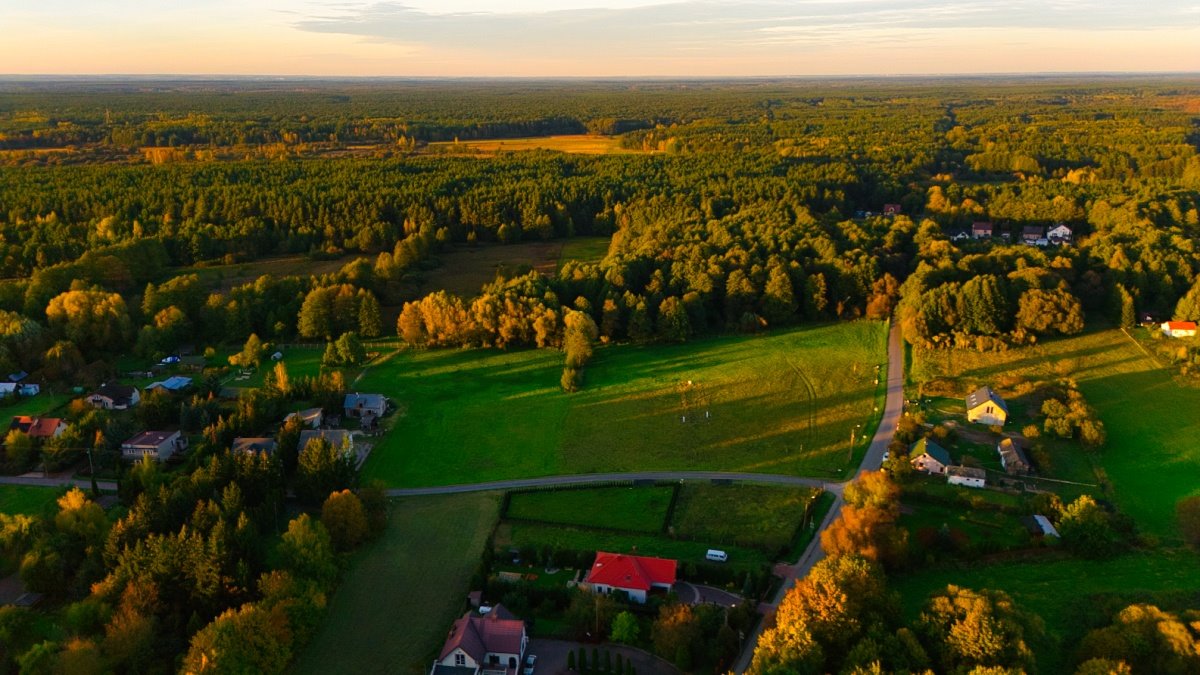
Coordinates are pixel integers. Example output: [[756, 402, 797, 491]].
[[966, 386, 1008, 426]]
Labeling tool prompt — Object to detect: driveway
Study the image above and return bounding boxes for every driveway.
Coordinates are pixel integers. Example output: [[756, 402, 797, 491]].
[[528, 639, 679, 675], [676, 582, 742, 607]]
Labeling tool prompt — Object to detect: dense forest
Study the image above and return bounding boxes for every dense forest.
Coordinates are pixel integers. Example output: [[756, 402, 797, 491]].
[[1, 77, 1199, 673]]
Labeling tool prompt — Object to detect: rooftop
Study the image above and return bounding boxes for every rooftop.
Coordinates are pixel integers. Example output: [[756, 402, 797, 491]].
[[584, 552, 677, 592]]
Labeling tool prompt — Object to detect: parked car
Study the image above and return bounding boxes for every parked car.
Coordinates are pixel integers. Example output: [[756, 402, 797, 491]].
[[523, 654, 537, 675]]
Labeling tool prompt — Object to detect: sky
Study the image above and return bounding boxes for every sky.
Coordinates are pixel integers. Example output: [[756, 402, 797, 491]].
[[2, 0, 1199, 77]]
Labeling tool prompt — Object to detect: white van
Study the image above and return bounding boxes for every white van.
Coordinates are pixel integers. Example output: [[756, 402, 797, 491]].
[[705, 549, 728, 563]]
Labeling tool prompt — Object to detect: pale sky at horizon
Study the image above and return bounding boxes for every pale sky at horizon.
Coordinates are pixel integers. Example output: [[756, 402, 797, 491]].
[[2, 0, 1199, 77]]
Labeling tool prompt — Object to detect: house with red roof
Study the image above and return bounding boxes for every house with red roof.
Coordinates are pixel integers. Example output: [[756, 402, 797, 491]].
[[1162, 321, 1198, 338], [582, 551, 677, 604], [9, 416, 66, 440], [430, 605, 528, 675]]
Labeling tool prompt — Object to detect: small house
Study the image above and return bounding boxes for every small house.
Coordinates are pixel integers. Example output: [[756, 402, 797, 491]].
[[86, 383, 141, 410], [949, 229, 971, 242], [972, 221, 994, 239], [430, 604, 528, 675], [298, 428, 352, 454], [9, 416, 66, 440], [121, 430, 186, 462], [946, 465, 987, 489], [344, 393, 387, 419], [1021, 225, 1045, 245], [285, 408, 324, 429], [18, 384, 39, 397], [966, 386, 1008, 426], [583, 552, 677, 604], [1032, 514, 1060, 538], [883, 203, 902, 216], [1047, 223, 1073, 243], [231, 437, 277, 456], [1161, 321, 1198, 338], [909, 438, 951, 475], [997, 438, 1033, 475]]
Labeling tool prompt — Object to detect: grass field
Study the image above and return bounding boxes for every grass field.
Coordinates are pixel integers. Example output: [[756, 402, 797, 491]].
[[558, 237, 610, 267], [505, 485, 673, 533], [426, 135, 649, 156], [228, 347, 329, 388], [672, 484, 816, 553], [169, 254, 354, 292], [360, 321, 887, 487], [0, 486, 62, 516], [0, 393, 71, 419], [893, 548, 1200, 673], [420, 241, 566, 297], [296, 493, 501, 675], [911, 328, 1200, 538]]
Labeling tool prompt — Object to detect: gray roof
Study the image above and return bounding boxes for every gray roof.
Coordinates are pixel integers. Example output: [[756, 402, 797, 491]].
[[344, 392, 386, 409], [966, 386, 1008, 414], [947, 465, 987, 480], [910, 438, 951, 466], [232, 437, 277, 455], [997, 438, 1032, 473]]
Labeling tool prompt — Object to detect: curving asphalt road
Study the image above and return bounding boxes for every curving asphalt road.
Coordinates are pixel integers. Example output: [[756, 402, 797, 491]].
[[731, 321, 904, 673]]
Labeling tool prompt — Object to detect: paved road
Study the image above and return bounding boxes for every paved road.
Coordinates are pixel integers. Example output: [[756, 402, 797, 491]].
[[731, 321, 904, 673], [0, 475, 117, 492], [385, 471, 832, 497]]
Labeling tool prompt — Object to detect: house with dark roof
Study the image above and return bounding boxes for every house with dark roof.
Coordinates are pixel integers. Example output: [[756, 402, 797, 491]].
[[909, 438, 951, 475], [430, 605, 528, 675], [583, 552, 677, 604], [86, 383, 140, 410], [996, 438, 1033, 475], [298, 428, 352, 454], [231, 437, 277, 456], [121, 430, 186, 462], [9, 416, 66, 440], [946, 465, 986, 489], [344, 392, 387, 419], [1022, 225, 1046, 245], [972, 221, 994, 239], [966, 386, 1008, 426]]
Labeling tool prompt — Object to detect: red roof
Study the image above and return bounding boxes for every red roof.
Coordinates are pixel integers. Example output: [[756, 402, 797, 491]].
[[584, 552, 677, 592], [27, 418, 63, 438], [1166, 321, 1198, 331], [438, 605, 525, 662]]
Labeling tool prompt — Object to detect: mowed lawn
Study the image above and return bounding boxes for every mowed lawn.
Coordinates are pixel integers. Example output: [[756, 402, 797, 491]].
[[506, 485, 673, 533], [0, 486, 62, 516], [296, 493, 501, 675], [912, 328, 1200, 538], [360, 321, 887, 487], [672, 484, 816, 553]]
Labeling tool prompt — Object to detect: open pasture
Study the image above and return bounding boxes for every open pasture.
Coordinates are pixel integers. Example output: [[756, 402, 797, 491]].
[[505, 484, 674, 533], [359, 321, 887, 487]]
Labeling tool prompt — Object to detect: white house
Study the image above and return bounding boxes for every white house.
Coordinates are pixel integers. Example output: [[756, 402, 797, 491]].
[[87, 383, 141, 410], [1162, 321, 1198, 338], [121, 430, 186, 462], [909, 438, 951, 475], [431, 605, 528, 675], [946, 465, 987, 489], [582, 552, 677, 604], [1047, 223, 1073, 243]]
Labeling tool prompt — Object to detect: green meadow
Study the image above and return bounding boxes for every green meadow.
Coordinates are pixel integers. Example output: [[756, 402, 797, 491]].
[[360, 321, 887, 487]]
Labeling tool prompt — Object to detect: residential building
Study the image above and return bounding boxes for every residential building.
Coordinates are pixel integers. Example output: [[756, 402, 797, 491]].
[[231, 437, 277, 456], [972, 221, 994, 239], [298, 428, 352, 454], [344, 392, 387, 419], [86, 383, 140, 410], [583, 552, 677, 604], [909, 438, 951, 475], [1047, 223, 1073, 243], [121, 430, 186, 462], [1021, 225, 1045, 245], [9, 416, 66, 440], [997, 438, 1033, 475], [883, 203, 902, 216], [946, 465, 987, 488], [145, 376, 193, 393], [1162, 321, 1198, 338], [430, 605, 528, 675], [285, 407, 324, 429], [966, 386, 1008, 426]]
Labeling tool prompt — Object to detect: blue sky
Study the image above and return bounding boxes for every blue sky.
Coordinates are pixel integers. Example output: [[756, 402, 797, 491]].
[[3, 0, 1198, 76]]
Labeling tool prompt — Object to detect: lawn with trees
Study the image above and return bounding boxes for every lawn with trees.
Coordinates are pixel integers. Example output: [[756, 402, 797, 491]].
[[359, 321, 886, 486]]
